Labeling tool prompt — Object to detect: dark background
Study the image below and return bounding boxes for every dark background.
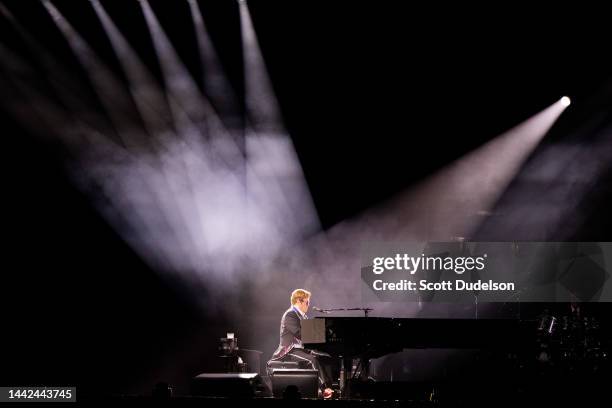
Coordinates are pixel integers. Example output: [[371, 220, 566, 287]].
[[1, 0, 611, 397]]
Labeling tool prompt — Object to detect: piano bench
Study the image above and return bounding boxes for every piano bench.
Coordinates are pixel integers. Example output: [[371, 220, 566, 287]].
[[267, 360, 300, 370], [268, 368, 319, 398]]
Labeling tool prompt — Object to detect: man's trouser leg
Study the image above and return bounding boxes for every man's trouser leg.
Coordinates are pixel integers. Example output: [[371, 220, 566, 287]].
[[285, 348, 333, 390]]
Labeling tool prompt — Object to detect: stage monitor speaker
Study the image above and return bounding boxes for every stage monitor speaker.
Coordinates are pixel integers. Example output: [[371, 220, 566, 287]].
[[191, 373, 267, 398], [269, 368, 318, 398]]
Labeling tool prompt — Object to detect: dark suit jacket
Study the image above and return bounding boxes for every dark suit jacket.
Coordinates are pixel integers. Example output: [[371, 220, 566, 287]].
[[271, 307, 303, 360]]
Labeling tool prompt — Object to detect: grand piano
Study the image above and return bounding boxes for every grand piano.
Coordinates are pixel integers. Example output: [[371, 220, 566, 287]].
[[301, 317, 537, 395], [302, 317, 535, 355]]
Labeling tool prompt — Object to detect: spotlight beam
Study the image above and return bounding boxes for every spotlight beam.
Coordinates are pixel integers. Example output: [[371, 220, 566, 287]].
[[42, 0, 149, 152], [140, 0, 315, 262], [0, 46, 181, 273], [375, 99, 570, 241], [142, 0, 322, 252], [138, 0, 232, 142], [187, 0, 241, 128], [139, 0, 293, 276], [238, 0, 282, 133], [42, 0, 206, 274], [477, 103, 612, 241], [90, 0, 175, 140], [250, 99, 569, 318], [90, 0, 223, 273], [0, 3, 117, 138], [239, 0, 321, 241]]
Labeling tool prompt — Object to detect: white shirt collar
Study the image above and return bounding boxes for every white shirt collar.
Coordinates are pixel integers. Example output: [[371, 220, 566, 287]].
[[292, 305, 307, 319]]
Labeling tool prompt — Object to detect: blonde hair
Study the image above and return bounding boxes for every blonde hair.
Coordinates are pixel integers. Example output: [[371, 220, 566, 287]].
[[290, 289, 311, 305]]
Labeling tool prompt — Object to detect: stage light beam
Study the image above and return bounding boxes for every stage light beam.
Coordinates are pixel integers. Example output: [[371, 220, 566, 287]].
[[250, 98, 570, 319], [238, 0, 321, 243]]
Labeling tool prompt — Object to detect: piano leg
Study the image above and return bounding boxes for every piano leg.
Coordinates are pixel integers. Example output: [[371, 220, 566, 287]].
[[361, 357, 370, 380], [339, 356, 350, 399], [338, 356, 373, 399]]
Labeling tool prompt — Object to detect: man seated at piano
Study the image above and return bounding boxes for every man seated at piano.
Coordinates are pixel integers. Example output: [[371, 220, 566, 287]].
[[268, 289, 335, 399]]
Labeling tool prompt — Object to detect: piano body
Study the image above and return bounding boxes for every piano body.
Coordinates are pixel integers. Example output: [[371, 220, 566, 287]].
[[301, 317, 536, 396], [302, 317, 534, 355]]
